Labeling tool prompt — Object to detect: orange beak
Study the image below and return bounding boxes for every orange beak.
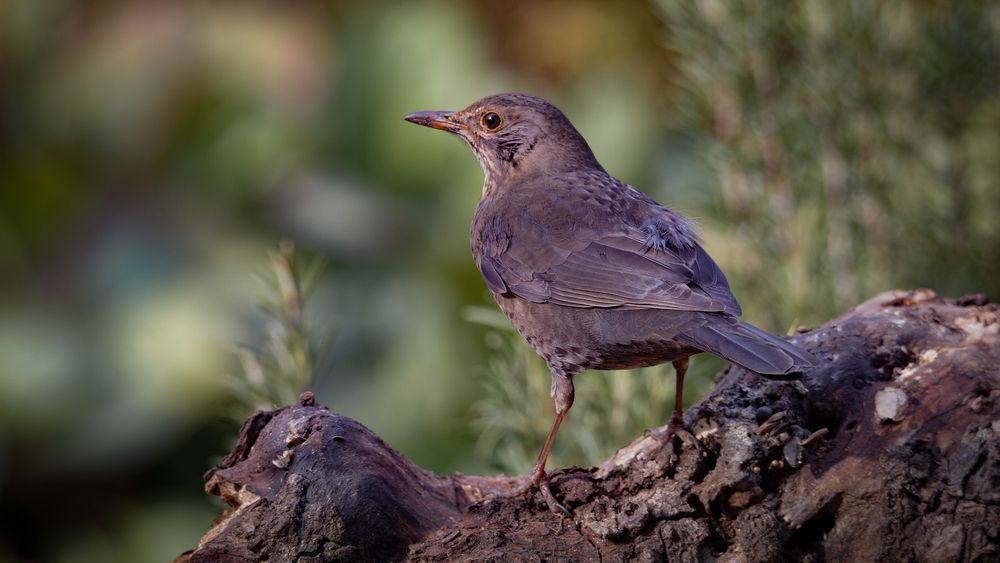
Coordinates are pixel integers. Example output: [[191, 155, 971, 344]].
[[403, 110, 463, 133]]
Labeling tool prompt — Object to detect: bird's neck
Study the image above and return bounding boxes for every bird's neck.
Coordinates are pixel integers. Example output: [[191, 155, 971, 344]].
[[481, 155, 605, 199]]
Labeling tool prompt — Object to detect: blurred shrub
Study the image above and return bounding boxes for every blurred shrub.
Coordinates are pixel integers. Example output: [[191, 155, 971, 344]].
[[658, 0, 1000, 327], [229, 241, 328, 413]]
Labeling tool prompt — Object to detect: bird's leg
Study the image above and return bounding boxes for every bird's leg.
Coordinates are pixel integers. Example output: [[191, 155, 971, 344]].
[[646, 357, 699, 449], [669, 357, 688, 429], [514, 371, 574, 517]]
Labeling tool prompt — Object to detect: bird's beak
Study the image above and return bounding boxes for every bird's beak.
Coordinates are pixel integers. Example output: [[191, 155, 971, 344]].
[[403, 110, 463, 133]]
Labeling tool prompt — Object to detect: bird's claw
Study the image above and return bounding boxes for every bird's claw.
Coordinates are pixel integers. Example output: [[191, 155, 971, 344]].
[[646, 419, 700, 451], [538, 478, 572, 518], [503, 468, 572, 518]]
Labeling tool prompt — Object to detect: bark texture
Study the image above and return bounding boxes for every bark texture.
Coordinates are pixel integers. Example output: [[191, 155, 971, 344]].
[[181, 290, 1000, 562]]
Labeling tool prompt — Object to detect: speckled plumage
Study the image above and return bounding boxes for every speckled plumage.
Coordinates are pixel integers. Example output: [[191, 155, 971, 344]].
[[405, 93, 814, 514]]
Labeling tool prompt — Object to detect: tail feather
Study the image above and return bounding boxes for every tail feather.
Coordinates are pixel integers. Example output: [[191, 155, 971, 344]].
[[677, 319, 815, 378]]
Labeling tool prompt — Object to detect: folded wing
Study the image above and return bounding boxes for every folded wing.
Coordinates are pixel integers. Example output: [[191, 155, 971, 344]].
[[477, 213, 741, 315]]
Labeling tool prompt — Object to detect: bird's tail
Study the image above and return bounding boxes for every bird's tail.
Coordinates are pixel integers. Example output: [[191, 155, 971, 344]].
[[676, 318, 815, 379]]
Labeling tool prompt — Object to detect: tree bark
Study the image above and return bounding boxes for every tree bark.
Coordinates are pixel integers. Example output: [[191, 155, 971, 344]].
[[179, 290, 1000, 562]]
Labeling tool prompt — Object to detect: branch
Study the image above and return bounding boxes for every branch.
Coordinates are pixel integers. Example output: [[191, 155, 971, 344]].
[[178, 290, 1000, 562]]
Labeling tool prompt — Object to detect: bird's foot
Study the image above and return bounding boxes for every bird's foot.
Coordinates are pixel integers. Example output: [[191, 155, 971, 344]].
[[644, 418, 699, 451], [537, 475, 572, 518], [504, 467, 572, 518]]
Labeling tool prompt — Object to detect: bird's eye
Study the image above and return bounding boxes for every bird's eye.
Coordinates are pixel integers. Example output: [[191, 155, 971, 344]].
[[481, 111, 502, 131]]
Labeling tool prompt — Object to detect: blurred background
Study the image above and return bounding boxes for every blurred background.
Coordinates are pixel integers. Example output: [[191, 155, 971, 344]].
[[1, 1, 998, 561]]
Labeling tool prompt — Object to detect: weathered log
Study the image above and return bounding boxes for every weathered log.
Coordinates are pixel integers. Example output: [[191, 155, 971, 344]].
[[180, 290, 1000, 562]]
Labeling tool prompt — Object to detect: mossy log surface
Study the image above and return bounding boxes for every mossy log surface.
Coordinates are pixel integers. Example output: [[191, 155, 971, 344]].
[[180, 290, 1000, 562]]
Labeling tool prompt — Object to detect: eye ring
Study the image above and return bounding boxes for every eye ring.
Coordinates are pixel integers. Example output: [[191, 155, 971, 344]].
[[481, 111, 503, 131]]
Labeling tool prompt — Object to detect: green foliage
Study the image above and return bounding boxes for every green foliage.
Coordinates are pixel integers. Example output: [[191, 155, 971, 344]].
[[228, 241, 327, 413], [657, 0, 1000, 327]]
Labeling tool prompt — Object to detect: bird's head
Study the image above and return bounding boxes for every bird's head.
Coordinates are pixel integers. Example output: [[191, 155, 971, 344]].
[[404, 93, 601, 187]]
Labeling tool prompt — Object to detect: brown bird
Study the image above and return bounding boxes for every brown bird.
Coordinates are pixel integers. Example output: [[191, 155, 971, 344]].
[[405, 93, 813, 515]]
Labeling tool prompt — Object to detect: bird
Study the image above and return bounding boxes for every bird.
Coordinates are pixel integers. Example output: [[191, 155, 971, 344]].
[[404, 93, 814, 515]]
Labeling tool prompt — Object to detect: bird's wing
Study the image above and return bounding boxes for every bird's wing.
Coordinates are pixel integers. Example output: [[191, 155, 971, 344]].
[[478, 213, 741, 314]]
